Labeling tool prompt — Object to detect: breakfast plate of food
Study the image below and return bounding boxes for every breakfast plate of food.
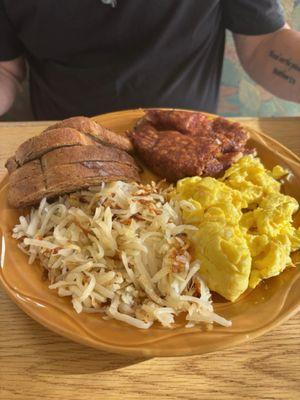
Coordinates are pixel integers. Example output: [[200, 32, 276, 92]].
[[0, 109, 299, 357]]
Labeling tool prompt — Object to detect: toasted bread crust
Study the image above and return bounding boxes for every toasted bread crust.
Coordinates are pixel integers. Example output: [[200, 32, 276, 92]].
[[15, 128, 95, 166], [5, 156, 19, 174], [46, 161, 140, 194], [9, 159, 43, 185], [6, 116, 140, 208], [8, 160, 46, 208], [41, 144, 137, 170], [8, 158, 140, 208], [45, 116, 133, 152]]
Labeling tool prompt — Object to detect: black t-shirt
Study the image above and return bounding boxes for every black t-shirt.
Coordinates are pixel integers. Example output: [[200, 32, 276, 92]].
[[0, 0, 285, 120]]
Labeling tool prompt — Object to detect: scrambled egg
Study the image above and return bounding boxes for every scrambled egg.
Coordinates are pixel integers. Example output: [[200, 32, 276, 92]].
[[174, 156, 300, 301]]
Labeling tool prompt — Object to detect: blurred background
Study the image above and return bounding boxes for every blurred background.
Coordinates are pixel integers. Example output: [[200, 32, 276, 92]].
[[1, 0, 300, 122]]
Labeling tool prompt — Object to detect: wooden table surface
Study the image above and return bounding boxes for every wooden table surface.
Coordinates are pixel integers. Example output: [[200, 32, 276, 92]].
[[0, 117, 299, 400]]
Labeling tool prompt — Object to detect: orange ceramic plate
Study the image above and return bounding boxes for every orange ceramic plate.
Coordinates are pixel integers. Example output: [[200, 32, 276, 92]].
[[0, 109, 299, 357]]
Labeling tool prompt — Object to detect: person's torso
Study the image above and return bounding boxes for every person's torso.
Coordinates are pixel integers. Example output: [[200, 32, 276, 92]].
[[4, 0, 225, 119]]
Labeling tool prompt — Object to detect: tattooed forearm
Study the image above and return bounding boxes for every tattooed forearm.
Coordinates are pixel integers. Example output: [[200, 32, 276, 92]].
[[234, 27, 300, 102], [269, 50, 299, 85]]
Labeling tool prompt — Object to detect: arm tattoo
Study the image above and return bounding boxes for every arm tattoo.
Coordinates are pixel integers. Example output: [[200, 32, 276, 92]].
[[269, 50, 298, 85]]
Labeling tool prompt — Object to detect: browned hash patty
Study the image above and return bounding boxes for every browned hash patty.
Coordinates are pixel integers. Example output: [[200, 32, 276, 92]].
[[130, 109, 254, 182]]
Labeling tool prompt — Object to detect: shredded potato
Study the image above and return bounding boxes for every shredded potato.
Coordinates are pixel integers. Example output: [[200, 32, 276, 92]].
[[12, 181, 231, 329]]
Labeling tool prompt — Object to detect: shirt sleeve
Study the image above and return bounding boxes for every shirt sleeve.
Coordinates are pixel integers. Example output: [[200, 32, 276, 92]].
[[0, 0, 23, 61], [222, 0, 286, 35]]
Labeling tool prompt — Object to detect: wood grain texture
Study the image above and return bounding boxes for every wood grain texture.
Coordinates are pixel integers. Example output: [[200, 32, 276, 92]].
[[0, 118, 299, 400]]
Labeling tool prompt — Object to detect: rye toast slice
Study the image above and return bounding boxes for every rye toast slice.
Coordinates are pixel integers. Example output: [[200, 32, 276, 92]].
[[8, 160, 46, 208], [15, 128, 95, 166], [44, 116, 133, 152], [41, 144, 138, 170], [8, 158, 140, 208], [46, 161, 140, 194]]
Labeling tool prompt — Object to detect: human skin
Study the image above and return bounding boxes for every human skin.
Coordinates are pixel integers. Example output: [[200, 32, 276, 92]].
[[234, 24, 300, 103], [0, 57, 26, 116]]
